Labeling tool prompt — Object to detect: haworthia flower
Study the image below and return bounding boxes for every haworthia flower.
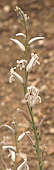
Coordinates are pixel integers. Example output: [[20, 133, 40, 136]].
[[10, 35, 44, 53], [28, 36, 44, 45], [2, 145, 16, 162], [9, 67, 24, 84], [2, 145, 16, 152], [16, 33, 26, 39], [15, 6, 30, 28], [25, 86, 41, 107], [0, 124, 14, 133], [18, 131, 30, 141], [17, 152, 29, 170], [16, 59, 27, 70], [17, 161, 29, 170], [10, 38, 25, 52], [26, 53, 40, 72], [9, 150, 15, 162]]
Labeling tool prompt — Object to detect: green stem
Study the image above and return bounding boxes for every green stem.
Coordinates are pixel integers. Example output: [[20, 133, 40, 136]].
[[23, 16, 42, 170], [15, 130, 18, 152], [29, 107, 42, 170], [14, 121, 18, 170], [14, 153, 17, 170], [23, 90, 42, 170]]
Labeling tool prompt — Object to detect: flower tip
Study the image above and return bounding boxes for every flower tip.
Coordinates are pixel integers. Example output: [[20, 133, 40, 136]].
[[41, 36, 45, 39], [10, 38, 25, 52], [16, 34, 18, 36], [10, 38, 13, 41]]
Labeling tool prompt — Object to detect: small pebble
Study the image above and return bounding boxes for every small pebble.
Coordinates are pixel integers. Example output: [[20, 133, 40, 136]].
[[49, 128, 54, 134], [44, 160, 49, 169], [3, 5, 10, 13]]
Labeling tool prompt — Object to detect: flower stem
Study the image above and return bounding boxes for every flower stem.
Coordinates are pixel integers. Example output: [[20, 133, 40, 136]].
[[23, 17, 42, 170], [23, 86, 42, 170], [14, 154, 17, 170], [14, 120, 18, 170], [29, 107, 42, 170]]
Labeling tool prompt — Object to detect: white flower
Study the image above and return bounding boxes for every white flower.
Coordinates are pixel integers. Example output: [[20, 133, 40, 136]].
[[9, 67, 24, 84], [24, 13, 30, 27], [16, 33, 26, 39], [9, 150, 15, 162], [2, 145, 16, 162], [26, 53, 40, 72], [10, 38, 25, 52], [28, 36, 44, 45], [15, 6, 30, 28], [17, 161, 29, 170], [25, 86, 41, 107], [0, 124, 14, 133], [10, 35, 44, 53], [17, 59, 27, 70], [18, 131, 30, 141], [9, 74, 15, 83], [2, 145, 16, 152], [17, 152, 29, 170]]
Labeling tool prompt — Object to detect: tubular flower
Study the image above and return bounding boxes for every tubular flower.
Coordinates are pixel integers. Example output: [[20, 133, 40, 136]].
[[25, 86, 41, 107], [10, 38, 25, 52], [17, 59, 27, 70], [26, 53, 40, 72], [2, 145, 16, 162], [10, 32, 44, 52], [9, 67, 24, 84], [15, 6, 30, 28], [16, 32, 26, 39], [28, 36, 44, 45], [17, 152, 29, 170], [18, 131, 30, 142]]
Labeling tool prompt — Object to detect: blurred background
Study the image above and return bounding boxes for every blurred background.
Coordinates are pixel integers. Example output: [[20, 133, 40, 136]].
[[0, 0, 54, 169]]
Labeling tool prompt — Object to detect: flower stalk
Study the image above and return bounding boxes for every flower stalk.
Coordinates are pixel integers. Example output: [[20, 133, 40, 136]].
[[22, 10, 42, 170], [9, 6, 44, 170], [23, 86, 42, 170], [28, 107, 42, 170], [13, 119, 18, 170]]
